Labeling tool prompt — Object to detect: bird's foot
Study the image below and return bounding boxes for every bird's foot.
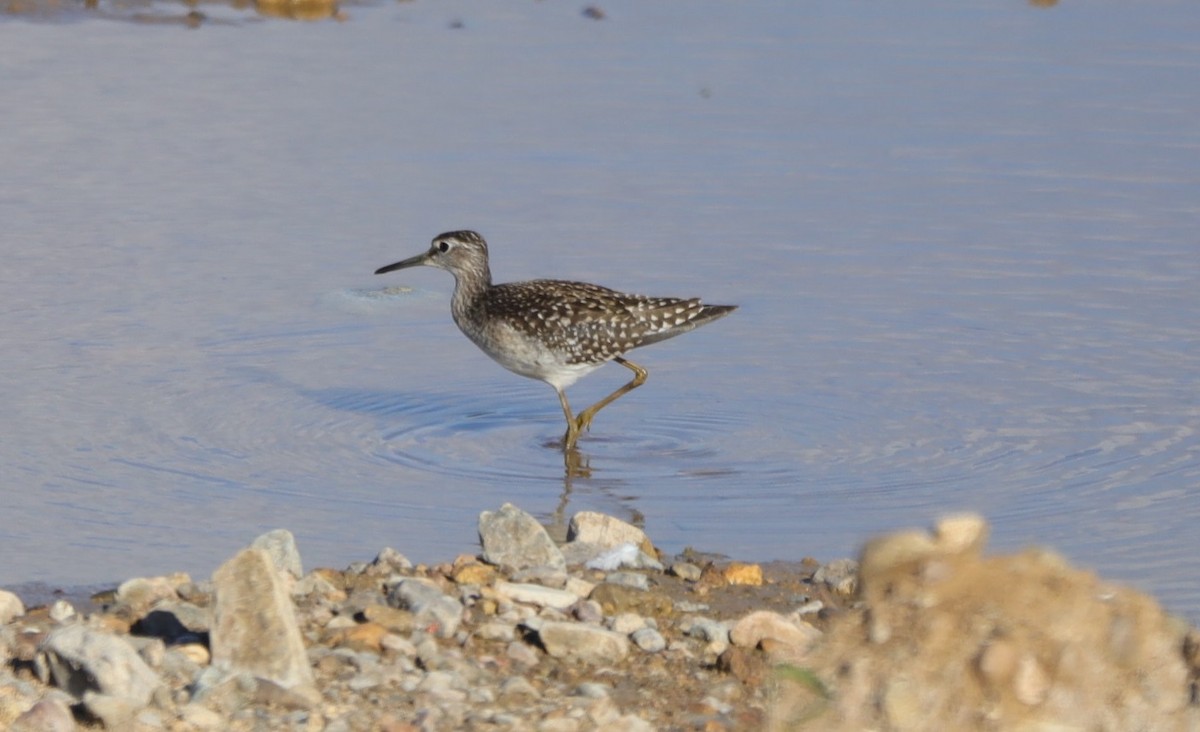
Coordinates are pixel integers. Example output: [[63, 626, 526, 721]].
[[562, 424, 581, 451]]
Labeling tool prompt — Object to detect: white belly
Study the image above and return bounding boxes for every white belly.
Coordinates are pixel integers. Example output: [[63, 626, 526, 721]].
[[459, 319, 603, 391]]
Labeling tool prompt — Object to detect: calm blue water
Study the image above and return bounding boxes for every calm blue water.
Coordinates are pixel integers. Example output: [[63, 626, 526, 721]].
[[1, 0, 1198, 619]]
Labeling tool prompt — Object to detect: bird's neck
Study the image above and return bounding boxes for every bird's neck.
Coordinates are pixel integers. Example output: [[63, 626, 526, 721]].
[[450, 264, 492, 314]]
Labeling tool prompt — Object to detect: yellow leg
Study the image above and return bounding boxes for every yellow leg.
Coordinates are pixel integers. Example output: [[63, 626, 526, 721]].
[[557, 388, 581, 450], [575, 357, 648, 435]]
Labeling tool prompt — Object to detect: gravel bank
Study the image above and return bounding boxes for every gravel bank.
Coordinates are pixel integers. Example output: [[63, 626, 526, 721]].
[[1, 505, 1197, 731]]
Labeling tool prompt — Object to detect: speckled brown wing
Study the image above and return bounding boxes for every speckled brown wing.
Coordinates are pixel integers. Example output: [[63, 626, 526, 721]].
[[484, 280, 734, 365]]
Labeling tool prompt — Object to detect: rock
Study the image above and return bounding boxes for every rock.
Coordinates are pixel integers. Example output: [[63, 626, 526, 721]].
[[584, 544, 663, 572], [564, 577, 596, 598], [361, 604, 416, 634], [494, 581, 578, 610], [589, 584, 672, 616], [174, 642, 211, 666], [532, 621, 630, 664], [116, 574, 186, 615], [729, 610, 819, 652], [38, 624, 163, 707], [608, 613, 645, 634], [329, 622, 387, 653], [11, 698, 76, 732], [567, 512, 651, 552], [571, 599, 605, 624], [575, 682, 611, 699], [451, 562, 497, 586], [179, 703, 225, 730], [133, 605, 208, 642], [934, 513, 988, 556], [812, 558, 860, 596], [631, 628, 666, 653], [510, 565, 569, 588], [474, 621, 516, 642], [721, 562, 763, 586], [506, 640, 541, 667], [717, 646, 766, 686], [250, 528, 304, 580], [372, 547, 413, 573], [209, 547, 314, 690], [292, 571, 344, 601], [387, 578, 463, 638], [47, 601, 75, 624], [479, 503, 565, 571], [605, 572, 650, 591], [500, 676, 538, 698], [194, 669, 318, 714], [681, 616, 730, 644], [81, 691, 137, 729], [0, 590, 26, 624], [670, 562, 702, 582]]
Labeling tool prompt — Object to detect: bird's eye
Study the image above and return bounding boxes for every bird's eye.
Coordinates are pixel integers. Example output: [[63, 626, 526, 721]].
[[438, 241, 450, 253]]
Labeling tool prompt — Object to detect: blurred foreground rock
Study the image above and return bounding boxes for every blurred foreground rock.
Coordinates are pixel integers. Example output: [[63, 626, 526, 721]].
[[770, 513, 1200, 731]]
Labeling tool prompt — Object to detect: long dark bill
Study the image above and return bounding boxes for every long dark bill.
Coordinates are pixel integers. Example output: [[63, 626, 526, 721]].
[[374, 251, 431, 275]]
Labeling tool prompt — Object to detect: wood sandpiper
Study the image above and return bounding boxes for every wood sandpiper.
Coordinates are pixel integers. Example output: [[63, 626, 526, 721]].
[[375, 230, 736, 450]]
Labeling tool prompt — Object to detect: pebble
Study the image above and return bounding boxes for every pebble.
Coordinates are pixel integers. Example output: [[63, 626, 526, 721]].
[[47, 601, 75, 624], [567, 512, 650, 551], [631, 628, 666, 653], [605, 572, 651, 591], [493, 581, 579, 610], [387, 579, 463, 639], [812, 557, 860, 596], [474, 621, 516, 642], [670, 562, 702, 581], [608, 612, 645, 634], [506, 640, 541, 667], [373, 546, 414, 573], [532, 621, 630, 664], [500, 676, 539, 698]]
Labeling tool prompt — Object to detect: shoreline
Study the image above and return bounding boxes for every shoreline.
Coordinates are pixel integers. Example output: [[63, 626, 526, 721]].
[[2, 504, 1198, 731]]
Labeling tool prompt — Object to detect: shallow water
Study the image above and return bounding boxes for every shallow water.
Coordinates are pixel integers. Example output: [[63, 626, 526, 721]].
[[2, 1, 1198, 619]]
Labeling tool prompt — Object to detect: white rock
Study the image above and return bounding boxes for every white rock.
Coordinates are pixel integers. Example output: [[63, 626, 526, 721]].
[[39, 624, 163, 706], [585, 544, 640, 571], [608, 613, 645, 634], [48, 600, 75, 624], [479, 503, 565, 571], [0, 588, 25, 624], [567, 512, 649, 549], [534, 621, 630, 664], [631, 628, 666, 653], [494, 581, 579, 610]]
